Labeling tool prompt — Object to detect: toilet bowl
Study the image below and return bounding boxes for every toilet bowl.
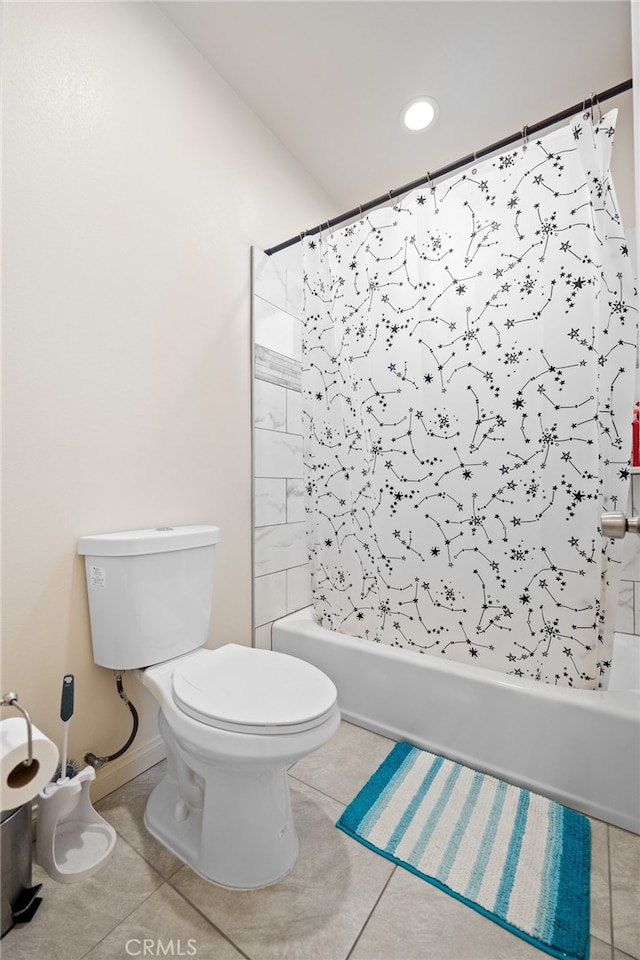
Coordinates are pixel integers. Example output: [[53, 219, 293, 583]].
[[77, 525, 340, 889], [136, 644, 340, 888]]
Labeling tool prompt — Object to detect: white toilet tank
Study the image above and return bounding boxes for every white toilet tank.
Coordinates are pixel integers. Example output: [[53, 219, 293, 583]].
[[77, 525, 220, 670]]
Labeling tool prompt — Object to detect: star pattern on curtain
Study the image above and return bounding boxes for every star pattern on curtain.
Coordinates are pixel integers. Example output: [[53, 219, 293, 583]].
[[302, 111, 637, 689]]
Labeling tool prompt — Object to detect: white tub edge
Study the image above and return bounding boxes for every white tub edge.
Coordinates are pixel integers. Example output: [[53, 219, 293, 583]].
[[273, 607, 640, 834]]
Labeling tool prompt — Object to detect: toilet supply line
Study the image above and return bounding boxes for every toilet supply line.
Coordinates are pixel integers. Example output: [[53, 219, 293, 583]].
[[84, 673, 138, 770]]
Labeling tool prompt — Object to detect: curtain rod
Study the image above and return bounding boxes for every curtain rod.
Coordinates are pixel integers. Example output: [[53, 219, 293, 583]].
[[265, 78, 633, 256]]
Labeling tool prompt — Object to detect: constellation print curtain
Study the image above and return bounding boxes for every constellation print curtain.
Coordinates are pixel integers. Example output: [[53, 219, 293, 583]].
[[301, 110, 637, 689]]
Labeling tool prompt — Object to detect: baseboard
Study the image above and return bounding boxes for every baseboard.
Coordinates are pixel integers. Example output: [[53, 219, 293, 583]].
[[89, 734, 167, 802]]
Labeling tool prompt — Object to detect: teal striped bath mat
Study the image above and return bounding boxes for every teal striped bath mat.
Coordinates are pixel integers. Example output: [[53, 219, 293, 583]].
[[337, 742, 590, 960]]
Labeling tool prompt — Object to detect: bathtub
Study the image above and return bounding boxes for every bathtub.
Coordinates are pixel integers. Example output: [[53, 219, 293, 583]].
[[273, 607, 640, 834]]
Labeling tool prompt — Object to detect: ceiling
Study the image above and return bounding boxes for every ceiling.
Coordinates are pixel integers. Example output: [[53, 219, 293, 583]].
[[158, 1, 633, 215]]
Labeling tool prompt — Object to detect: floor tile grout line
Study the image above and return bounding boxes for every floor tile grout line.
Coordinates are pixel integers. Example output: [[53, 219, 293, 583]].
[[90, 803, 245, 956], [344, 866, 397, 960], [77, 878, 166, 959], [589, 935, 617, 960], [288, 770, 350, 809], [167, 882, 254, 960], [606, 824, 616, 958], [79, 893, 162, 959], [99, 808, 184, 883]]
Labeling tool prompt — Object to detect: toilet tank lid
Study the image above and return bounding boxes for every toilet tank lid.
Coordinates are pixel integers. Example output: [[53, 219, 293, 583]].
[[77, 525, 221, 557]]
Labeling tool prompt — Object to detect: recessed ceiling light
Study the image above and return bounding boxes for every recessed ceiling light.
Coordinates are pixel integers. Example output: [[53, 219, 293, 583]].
[[401, 97, 439, 133]]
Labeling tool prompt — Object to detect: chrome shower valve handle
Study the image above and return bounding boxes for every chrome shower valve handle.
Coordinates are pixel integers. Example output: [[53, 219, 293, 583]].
[[601, 512, 640, 538]]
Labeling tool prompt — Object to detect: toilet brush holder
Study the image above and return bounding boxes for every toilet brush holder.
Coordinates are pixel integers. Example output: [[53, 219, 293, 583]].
[[35, 766, 116, 883]]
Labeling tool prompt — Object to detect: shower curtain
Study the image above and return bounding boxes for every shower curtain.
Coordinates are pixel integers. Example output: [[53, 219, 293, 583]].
[[302, 110, 637, 689]]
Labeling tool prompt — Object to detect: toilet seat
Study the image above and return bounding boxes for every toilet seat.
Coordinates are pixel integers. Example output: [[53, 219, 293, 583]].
[[172, 645, 338, 735]]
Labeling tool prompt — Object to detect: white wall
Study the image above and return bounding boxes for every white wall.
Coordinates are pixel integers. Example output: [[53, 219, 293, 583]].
[[2, 1, 335, 798]]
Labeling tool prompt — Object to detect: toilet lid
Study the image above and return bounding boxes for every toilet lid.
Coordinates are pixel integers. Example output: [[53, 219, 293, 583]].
[[172, 645, 338, 734]]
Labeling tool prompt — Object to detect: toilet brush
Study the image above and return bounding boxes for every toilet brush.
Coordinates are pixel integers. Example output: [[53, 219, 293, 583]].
[[56, 674, 79, 782]]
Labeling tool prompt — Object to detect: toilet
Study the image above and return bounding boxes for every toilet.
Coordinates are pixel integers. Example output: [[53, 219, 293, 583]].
[[77, 525, 340, 889]]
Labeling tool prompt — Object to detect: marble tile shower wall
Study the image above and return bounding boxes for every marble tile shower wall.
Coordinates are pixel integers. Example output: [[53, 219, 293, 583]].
[[619, 475, 640, 635], [252, 249, 310, 647], [252, 244, 640, 645], [617, 229, 640, 637]]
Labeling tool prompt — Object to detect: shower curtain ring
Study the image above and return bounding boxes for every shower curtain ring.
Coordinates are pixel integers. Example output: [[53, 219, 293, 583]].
[[591, 92, 602, 123], [521, 125, 529, 151]]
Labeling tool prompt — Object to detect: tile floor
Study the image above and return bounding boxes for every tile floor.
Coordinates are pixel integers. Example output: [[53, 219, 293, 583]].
[[4, 721, 640, 960]]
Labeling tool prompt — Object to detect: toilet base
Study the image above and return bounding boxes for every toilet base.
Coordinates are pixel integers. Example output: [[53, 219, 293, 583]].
[[144, 777, 297, 889], [144, 723, 300, 889]]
